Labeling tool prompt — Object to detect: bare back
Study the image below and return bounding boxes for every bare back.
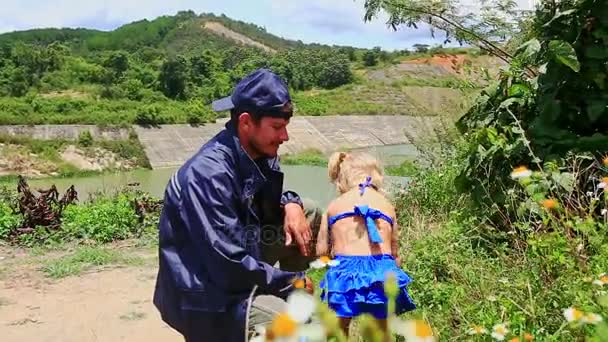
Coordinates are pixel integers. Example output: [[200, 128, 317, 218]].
[[326, 188, 396, 256]]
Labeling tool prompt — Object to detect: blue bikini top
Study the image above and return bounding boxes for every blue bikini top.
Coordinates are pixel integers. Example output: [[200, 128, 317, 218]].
[[327, 176, 393, 244]]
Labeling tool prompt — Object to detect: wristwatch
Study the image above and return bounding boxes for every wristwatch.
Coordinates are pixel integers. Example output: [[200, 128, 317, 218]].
[[281, 190, 304, 209]]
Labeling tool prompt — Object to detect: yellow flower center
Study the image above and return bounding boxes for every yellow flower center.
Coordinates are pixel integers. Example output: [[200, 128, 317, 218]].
[[572, 308, 583, 320], [495, 326, 506, 335], [270, 313, 297, 338], [473, 326, 485, 334], [524, 333, 534, 341], [414, 320, 433, 337], [600, 275, 608, 283], [603, 156, 608, 166], [603, 177, 608, 184], [542, 199, 558, 209], [510, 338, 520, 342], [319, 256, 331, 264], [513, 166, 529, 173], [293, 279, 305, 289]]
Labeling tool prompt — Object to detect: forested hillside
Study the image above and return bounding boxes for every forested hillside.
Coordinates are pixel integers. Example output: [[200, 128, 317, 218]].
[[0, 10, 409, 125]]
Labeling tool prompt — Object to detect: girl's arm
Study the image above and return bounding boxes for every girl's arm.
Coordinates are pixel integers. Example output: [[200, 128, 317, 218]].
[[315, 212, 330, 257]]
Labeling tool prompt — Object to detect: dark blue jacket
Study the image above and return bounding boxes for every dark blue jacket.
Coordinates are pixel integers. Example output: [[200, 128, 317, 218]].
[[153, 122, 303, 334]]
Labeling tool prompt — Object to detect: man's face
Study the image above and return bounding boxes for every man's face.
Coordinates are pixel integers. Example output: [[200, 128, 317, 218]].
[[244, 116, 290, 158]]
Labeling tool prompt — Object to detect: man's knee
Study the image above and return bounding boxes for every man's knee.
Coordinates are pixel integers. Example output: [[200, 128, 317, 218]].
[[249, 295, 287, 325]]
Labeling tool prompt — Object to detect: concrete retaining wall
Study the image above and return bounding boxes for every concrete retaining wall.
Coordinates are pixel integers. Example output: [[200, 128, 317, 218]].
[[1, 116, 435, 169], [134, 115, 435, 169], [0, 125, 130, 140]]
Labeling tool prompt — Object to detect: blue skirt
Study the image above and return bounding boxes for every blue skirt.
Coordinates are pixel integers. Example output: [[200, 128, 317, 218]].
[[319, 254, 416, 319]]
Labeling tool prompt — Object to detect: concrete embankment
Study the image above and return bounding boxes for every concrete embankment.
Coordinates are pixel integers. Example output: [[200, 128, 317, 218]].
[[0, 115, 435, 170], [0, 125, 130, 140], [134, 115, 434, 169]]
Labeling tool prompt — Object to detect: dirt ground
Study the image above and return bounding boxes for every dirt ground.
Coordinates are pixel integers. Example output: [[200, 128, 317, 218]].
[[0, 247, 184, 342]]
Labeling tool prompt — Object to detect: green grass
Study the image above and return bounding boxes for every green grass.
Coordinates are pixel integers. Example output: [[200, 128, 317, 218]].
[[281, 149, 328, 167], [41, 246, 144, 278], [385, 160, 419, 177]]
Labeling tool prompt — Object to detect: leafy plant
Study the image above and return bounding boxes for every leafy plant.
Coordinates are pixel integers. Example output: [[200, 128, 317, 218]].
[[455, 0, 608, 228]]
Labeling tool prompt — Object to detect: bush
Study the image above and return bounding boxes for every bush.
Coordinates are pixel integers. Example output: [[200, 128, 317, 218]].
[[60, 194, 140, 243], [135, 104, 162, 125], [77, 130, 93, 147], [0, 201, 20, 240], [455, 0, 608, 227], [392, 156, 608, 341]]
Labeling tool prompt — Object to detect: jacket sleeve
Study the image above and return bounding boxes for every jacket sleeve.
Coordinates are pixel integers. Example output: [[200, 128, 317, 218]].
[[179, 164, 302, 297]]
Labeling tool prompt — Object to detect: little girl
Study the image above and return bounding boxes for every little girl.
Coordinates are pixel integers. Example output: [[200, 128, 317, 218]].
[[316, 151, 416, 337]]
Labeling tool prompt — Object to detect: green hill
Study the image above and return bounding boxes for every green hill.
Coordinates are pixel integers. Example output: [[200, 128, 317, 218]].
[[0, 11, 335, 55], [0, 10, 490, 126]]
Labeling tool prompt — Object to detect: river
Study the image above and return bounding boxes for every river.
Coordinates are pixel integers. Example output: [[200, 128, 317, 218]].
[[1, 144, 416, 208]]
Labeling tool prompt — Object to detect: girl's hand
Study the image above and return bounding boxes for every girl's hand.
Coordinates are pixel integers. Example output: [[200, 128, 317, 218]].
[[395, 256, 402, 267]]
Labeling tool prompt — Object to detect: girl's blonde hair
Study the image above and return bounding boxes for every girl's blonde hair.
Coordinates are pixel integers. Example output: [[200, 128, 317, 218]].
[[328, 151, 384, 194]]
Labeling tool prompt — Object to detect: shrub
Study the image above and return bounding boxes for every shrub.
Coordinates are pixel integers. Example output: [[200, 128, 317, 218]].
[[77, 130, 93, 147], [60, 193, 140, 243], [0, 201, 20, 240]]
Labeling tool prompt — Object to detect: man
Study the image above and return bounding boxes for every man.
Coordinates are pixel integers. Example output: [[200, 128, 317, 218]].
[[153, 68, 319, 342]]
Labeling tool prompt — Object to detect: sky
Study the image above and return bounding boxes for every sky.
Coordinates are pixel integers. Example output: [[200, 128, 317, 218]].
[[0, 0, 537, 51]]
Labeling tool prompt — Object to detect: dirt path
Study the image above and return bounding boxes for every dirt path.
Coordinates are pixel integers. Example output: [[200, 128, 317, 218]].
[[0, 249, 183, 342]]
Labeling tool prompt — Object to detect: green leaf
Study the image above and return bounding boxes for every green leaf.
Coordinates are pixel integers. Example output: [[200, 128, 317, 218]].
[[552, 172, 575, 192], [598, 296, 608, 308], [508, 83, 531, 98], [500, 97, 525, 109], [511, 126, 524, 134], [543, 9, 577, 27], [587, 99, 607, 123], [549, 40, 580, 72], [517, 39, 541, 59]]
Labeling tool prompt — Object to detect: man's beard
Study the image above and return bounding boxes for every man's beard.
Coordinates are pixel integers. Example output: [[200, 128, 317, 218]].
[[250, 138, 275, 159]]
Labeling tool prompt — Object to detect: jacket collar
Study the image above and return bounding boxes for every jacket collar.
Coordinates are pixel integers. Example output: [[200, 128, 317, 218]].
[[224, 121, 268, 200]]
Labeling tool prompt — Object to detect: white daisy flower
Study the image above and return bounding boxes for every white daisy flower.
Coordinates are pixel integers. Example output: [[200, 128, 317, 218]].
[[593, 273, 608, 286], [389, 318, 436, 342], [266, 291, 324, 342], [563, 307, 584, 322], [511, 166, 532, 179], [491, 323, 509, 341], [468, 325, 488, 335], [309, 256, 340, 269], [582, 313, 603, 325]]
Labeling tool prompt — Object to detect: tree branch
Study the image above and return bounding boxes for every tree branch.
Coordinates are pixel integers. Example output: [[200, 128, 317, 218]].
[[379, 0, 537, 77]]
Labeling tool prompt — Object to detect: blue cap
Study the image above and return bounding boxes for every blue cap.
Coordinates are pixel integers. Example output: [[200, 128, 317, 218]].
[[211, 68, 293, 118]]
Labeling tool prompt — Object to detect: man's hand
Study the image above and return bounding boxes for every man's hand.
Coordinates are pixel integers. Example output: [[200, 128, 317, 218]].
[[283, 203, 312, 256]]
